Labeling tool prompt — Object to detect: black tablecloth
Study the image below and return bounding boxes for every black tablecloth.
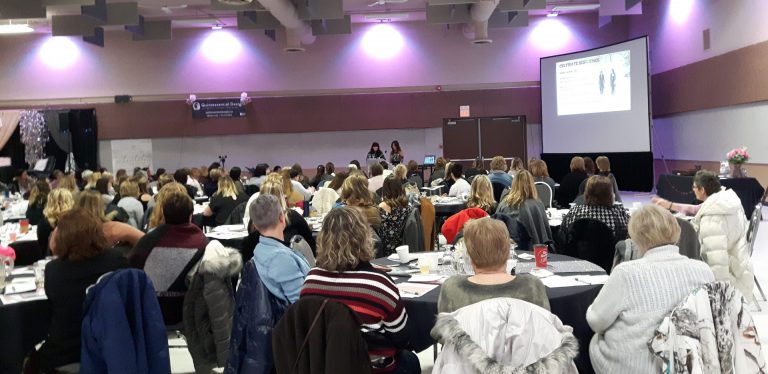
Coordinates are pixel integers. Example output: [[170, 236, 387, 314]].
[[372, 252, 604, 374], [656, 174, 764, 218], [0, 275, 51, 373], [11, 240, 44, 266], [433, 203, 466, 217]]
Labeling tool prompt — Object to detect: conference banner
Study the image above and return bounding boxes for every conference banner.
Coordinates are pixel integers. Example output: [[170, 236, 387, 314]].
[[191, 98, 247, 119]]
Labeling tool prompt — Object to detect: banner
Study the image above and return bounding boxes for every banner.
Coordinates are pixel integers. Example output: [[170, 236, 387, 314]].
[[191, 98, 247, 119]]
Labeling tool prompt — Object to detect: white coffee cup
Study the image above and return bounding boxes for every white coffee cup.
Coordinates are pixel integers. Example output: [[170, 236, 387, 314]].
[[396, 245, 410, 263]]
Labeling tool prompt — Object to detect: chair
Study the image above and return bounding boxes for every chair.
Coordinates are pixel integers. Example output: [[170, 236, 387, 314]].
[[747, 203, 766, 302], [676, 218, 701, 261], [27, 157, 56, 180], [565, 218, 617, 274], [534, 182, 553, 208], [402, 207, 425, 252], [491, 182, 506, 203], [244, 184, 259, 197], [290, 235, 316, 268], [272, 296, 373, 374], [224, 202, 248, 226], [419, 197, 436, 250]]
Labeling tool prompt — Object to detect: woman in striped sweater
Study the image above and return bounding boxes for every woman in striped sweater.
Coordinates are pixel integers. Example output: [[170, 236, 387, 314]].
[[301, 207, 420, 374]]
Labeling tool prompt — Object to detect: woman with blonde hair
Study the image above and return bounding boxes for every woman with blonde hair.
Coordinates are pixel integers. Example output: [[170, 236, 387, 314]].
[[497, 170, 538, 216], [75, 190, 144, 249], [84, 171, 101, 190], [117, 181, 144, 229], [37, 188, 75, 255], [57, 174, 79, 198], [148, 182, 189, 229], [488, 155, 512, 188], [529, 159, 556, 193], [341, 173, 381, 227], [507, 157, 525, 178], [466, 175, 496, 215], [556, 156, 588, 206], [497, 170, 552, 250], [203, 175, 247, 226], [393, 164, 407, 182], [300, 207, 419, 374], [279, 169, 304, 207]]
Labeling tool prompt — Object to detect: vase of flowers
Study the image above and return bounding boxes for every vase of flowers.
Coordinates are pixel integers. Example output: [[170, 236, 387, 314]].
[[726, 147, 750, 178]]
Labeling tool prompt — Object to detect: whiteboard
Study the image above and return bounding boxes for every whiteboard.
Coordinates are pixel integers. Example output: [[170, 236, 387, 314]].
[[111, 139, 153, 172]]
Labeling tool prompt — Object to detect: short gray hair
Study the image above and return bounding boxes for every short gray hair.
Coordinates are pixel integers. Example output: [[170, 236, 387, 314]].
[[628, 204, 681, 252], [249, 194, 283, 230]]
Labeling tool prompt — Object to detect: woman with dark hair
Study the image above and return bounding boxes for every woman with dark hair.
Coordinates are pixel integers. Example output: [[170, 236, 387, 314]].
[[507, 157, 525, 178], [26, 180, 51, 225], [405, 160, 422, 187], [529, 159, 556, 193], [377, 176, 413, 256], [320, 162, 336, 187], [326, 171, 349, 194], [38, 208, 128, 371], [367, 142, 385, 160], [583, 156, 596, 176], [465, 157, 487, 181], [561, 176, 630, 240], [555, 156, 588, 206], [95, 176, 115, 206], [389, 140, 404, 166], [595, 156, 621, 203], [309, 164, 326, 189]]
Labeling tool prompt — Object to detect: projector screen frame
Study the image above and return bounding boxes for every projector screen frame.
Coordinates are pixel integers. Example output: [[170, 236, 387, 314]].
[[539, 35, 653, 154]]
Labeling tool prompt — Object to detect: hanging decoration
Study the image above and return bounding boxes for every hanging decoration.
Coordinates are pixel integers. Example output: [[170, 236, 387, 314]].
[[19, 110, 49, 166]]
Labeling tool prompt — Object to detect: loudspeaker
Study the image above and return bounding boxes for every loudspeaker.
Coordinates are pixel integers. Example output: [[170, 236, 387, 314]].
[[114, 95, 132, 104]]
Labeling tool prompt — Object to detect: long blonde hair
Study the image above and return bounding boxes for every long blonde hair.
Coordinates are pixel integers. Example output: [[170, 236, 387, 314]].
[[215, 175, 238, 199], [58, 175, 78, 194], [44, 188, 74, 227], [467, 175, 496, 212], [393, 164, 407, 180], [341, 174, 375, 207], [75, 190, 111, 223], [502, 170, 538, 208], [316, 207, 374, 272], [85, 171, 101, 189], [149, 182, 188, 229]]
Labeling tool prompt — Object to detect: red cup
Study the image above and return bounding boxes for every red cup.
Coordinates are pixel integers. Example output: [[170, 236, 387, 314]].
[[534, 244, 548, 268], [19, 220, 29, 235]]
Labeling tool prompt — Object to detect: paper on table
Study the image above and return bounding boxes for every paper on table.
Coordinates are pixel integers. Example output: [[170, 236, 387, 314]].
[[528, 268, 555, 278], [11, 267, 34, 276], [0, 290, 47, 305], [206, 231, 249, 240], [5, 281, 36, 295], [540, 275, 589, 288], [397, 282, 439, 298], [516, 253, 535, 260], [408, 274, 445, 283]]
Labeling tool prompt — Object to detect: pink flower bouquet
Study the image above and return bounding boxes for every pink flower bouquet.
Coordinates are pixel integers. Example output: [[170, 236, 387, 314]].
[[727, 147, 750, 164]]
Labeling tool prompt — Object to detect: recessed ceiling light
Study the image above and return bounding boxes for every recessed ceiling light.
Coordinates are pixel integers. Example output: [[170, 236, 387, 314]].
[[0, 24, 34, 34]]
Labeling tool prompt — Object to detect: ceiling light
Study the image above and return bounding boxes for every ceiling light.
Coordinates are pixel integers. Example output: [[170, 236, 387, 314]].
[[546, 11, 559, 17], [551, 4, 601, 12], [211, 24, 223, 30], [0, 24, 34, 34], [364, 13, 410, 22]]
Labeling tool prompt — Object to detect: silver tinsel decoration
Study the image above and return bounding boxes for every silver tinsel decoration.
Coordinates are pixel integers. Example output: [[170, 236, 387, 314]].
[[19, 110, 49, 166]]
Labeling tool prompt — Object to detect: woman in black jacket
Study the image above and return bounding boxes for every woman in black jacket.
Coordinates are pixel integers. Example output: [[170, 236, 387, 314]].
[[555, 156, 589, 207], [26, 180, 50, 225]]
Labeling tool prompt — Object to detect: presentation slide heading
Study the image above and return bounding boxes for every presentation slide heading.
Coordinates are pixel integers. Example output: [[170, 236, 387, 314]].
[[558, 58, 600, 68]]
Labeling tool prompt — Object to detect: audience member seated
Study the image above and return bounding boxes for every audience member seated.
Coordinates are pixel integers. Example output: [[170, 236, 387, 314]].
[[496, 171, 539, 217], [529, 159, 557, 193], [291, 164, 310, 187], [188, 167, 203, 194], [367, 163, 385, 193], [129, 191, 207, 325], [25, 180, 50, 225], [651, 170, 754, 301], [134, 176, 153, 210], [447, 163, 471, 198], [57, 174, 79, 200], [289, 168, 314, 200], [587, 205, 715, 374], [203, 176, 248, 227], [429, 157, 447, 185], [507, 157, 524, 178], [595, 156, 621, 203], [11, 169, 33, 197], [438, 217, 549, 313], [279, 170, 305, 207], [308, 164, 326, 189], [487, 156, 512, 188], [320, 162, 336, 187], [495, 171, 553, 250], [301, 207, 420, 374], [464, 157, 487, 181], [377, 176, 413, 257], [561, 176, 630, 241], [583, 156, 596, 176], [146, 182, 189, 231], [117, 181, 144, 229], [327, 170, 349, 195], [246, 163, 269, 187], [37, 188, 74, 256], [342, 173, 382, 227], [466, 175, 496, 215], [406, 160, 423, 187], [249, 194, 310, 304], [203, 168, 220, 198], [37, 208, 128, 371], [83, 170, 100, 191], [241, 180, 316, 262], [229, 167, 245, 194], [95, 176, 115, 206], [174, 168, 198, 198], [555, 156, 589, 206], [76, 190, 145, 248], [392, 164, 407, 183], [441, 162, 455, 191]]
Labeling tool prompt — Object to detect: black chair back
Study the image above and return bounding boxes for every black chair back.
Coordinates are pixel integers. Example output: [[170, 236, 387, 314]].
[[491, 182, 506, 203], [565, 218, 616, 273], [225, 202, 249, 226], [676, 217, 701, 260], [534, 182, 553, 208], [244, 184, 259, 197]]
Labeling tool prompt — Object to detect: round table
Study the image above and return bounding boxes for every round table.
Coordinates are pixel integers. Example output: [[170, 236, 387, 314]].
[[0, 273, 51, 373], [372, 251, 605, 374]]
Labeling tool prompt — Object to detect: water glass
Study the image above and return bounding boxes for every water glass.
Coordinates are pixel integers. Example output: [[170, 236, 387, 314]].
[[34, 261, 45, 289]]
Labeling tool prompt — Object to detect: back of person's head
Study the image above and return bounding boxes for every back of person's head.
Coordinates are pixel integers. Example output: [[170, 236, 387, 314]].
[[407, 160, 418, 173], [230, 166, 242, 180], [393, 164, 407, 180], [154, 168, 166, 179], [52, 208, 108, 261], [583, 157, 596, 175], [341, 174, 374, 207], [75, 190, 108, 222], [450, 163, 463, 179], [162, 192, 193, 225], [134, 176, 149, 194], [382, 175, 407, 208], [289, 168, 301, 179], [628, 205, 681, 253], [278, 170, 294, 194], [157, 173, 174, 189], [149, 182, 189, 228], [253, 164, 268, 178], [120, 181, 139, 198], [473, 157, 483, 169], [529, 159, 550, 178], [468, 175, 494, 211], [490, 156, 507, 172], [503, 170, 537, 208], [95, 176, 111, 195], [569, 156, 585, 173], [316, 206, 374, 272], [325, 162, 335, 174], [208, 162, 221, 172], [273, 165, 282, 173], [173, 168, 190, 184], [510, 157, 524, 171], [58, 175, 78, 193], [217, 175, 238, 197], [369, 163, 384, 177], [584, 175, 614, 207], [45, 188, 75, 226], [350, 160, 361, 170], [595, 156, 611, 173], [435, 157, 447, 170], [314, 164, 325, 176], [328, 171, 349, 191], [29, 180, 51, 206], [693, 170, 721, 196], [379, 160, 388, 170], [208, 168, 222, 183], [464, 217, 510, 271], [249, 194, 283, 231]]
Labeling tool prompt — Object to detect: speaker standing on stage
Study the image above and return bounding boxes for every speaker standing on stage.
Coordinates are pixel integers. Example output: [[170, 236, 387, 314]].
[[367, 142, 385, 160], [389, 140, 404, 166]]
